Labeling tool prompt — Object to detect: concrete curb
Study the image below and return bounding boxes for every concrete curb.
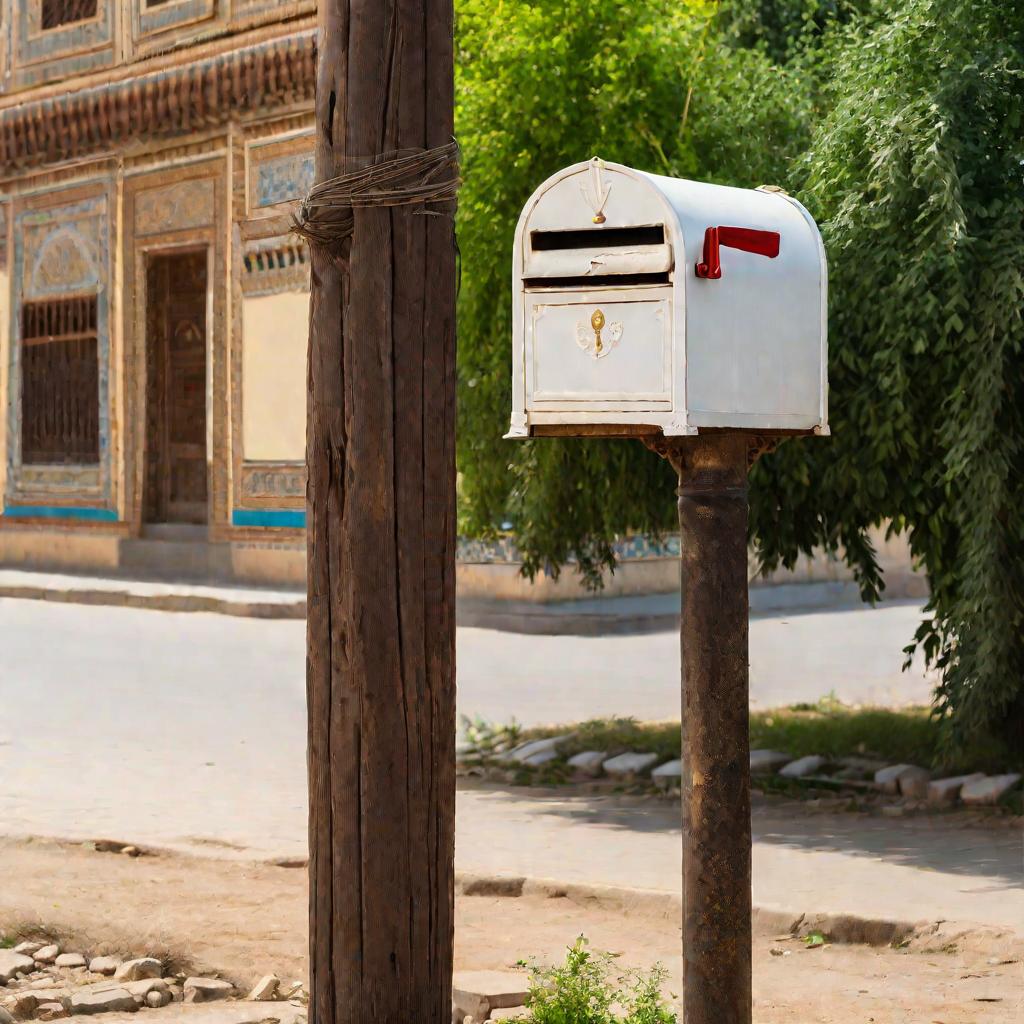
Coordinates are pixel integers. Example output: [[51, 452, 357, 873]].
[[0, 583, 305, 620], [454, 872, 1018, 952]]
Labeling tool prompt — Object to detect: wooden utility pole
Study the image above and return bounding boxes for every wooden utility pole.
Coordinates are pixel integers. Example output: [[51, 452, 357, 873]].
[[304, 2, 457, 1023], [649, 433, 755, 1024]]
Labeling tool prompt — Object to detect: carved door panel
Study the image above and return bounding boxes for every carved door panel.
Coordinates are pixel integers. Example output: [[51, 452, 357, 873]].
[[144, 251, 208, 524]]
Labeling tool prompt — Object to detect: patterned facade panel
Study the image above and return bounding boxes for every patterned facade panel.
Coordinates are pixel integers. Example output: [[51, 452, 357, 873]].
[[132, 0, 218, 48], [246, 133, 314, 218], [14, 0, 116, 87], [134, 178, 215, 236], [21, 200, 104, 299], [6, 186, 114, 513], [242, 237, 309, 297], [254, 152, 314, 209], [232, 0, 314, 28], [240, 463, 305, 506]]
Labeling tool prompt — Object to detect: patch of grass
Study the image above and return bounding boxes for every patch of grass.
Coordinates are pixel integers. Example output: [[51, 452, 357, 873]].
[[750, 701, 1020, 775], [518, 699, 1021, 775], [0, 936, 15, 948], [528, 718, 682, 763]]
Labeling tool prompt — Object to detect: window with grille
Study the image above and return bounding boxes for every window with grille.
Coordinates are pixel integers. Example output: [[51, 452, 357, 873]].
[[20, 296, 100, 466], [41, 0, 98, 31]]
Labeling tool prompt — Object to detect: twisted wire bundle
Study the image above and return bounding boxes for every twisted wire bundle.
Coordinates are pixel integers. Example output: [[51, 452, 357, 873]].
[[292, 140, 460, 253]]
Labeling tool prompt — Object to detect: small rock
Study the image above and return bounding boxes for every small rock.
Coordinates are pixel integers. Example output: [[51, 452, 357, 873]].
[[87, 959, 119, 977], [0, 1007, 14, 1024], [247, 976, 280, 1002], [32, 948, 59, 967], [521, 748, 558, 768], [166, 985, 183, 1004], [897, 766, 932, 799], [29, 980, 58, 991], [927, 773, 986, 805], [183, 978, 233, 1004], [779, 755, 827, 779], [452, 971, 528, 1023], [120, 847, 140, 858], [92, 841, 130, 854], [12, 945, 43, 959], [114, 960, 162, 983], [834, 756, 885, 780], [960, 773, 1022, 806], [874, 764, 923, 794], [4, 991, 41, 1019], [750, 750, 792, 774], [651, 760, 682, 790], [53, 957, 85, 971], [566, 751, 607, 777], [145, 991, 169, 1009], [124, 980, 168, 999], [35, 1004, 67, 1021], [69, 988, 138, 1015], [0, 953, 37, 986], [602, 752, 659, 777], [502, 736, 571, 765]]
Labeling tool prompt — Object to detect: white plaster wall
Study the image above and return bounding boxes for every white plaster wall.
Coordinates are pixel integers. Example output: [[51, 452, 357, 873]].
[[241, 290, 308, 461]]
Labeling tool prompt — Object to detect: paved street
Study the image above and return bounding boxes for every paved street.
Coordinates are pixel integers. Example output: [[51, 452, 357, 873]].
[[1, 595, 935, 855], [5, 597, 1017, 936]]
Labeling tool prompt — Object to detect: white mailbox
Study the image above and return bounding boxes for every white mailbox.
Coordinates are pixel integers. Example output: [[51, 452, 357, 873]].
[[506, 158, 828, 439]]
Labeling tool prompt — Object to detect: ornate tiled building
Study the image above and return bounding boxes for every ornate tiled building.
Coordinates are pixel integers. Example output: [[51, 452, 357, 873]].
[[0, 1, 317, 583]]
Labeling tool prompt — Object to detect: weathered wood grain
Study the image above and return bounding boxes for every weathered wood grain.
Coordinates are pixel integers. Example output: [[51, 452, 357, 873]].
[[307, 2, 456, 1023]]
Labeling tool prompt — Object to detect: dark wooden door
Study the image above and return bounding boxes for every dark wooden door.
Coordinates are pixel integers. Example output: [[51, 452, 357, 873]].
[[144, 251, 208, 524]]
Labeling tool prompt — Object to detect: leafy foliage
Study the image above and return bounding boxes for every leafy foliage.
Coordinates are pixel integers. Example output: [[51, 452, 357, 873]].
[[514, 937, 676, 1024], [455, 0, 813, 586], [454, 0, 1024, 753], [751, 0, 1024, 754]]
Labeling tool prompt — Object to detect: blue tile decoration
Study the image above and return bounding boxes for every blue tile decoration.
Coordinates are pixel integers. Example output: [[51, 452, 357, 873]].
[[254, 153, 315, 209], [233, 508, 306, 529], [2, 505, 118, 522]]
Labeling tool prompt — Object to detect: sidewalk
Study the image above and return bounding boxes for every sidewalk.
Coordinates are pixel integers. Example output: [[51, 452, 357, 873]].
[[0, 569, 304, 619], [0, 567, 871, 631], [455, 786, 1024, 937]]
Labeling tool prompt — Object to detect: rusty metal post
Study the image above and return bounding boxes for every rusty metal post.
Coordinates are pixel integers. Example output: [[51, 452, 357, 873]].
[[649, 432, 752, 1024]]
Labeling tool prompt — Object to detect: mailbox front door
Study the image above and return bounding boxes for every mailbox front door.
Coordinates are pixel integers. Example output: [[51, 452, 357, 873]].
[[526, 288, 672, 411]]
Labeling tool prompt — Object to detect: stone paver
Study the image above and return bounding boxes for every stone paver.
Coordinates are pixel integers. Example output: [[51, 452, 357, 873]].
[[69, 989, 137, 1016], [778, 755, 826, 779], [183, 979, 232, 1004], [961, 773, 1022, 806], [601, 752, 659, 777], [750, 750, 792, 773], [927, 773, 986, 805]]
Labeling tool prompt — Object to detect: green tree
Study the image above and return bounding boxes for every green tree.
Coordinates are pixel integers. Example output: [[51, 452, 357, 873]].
[[752, 0, 1024, 753], [456, 0, 814, 583], [455, 0, 1024, 754]]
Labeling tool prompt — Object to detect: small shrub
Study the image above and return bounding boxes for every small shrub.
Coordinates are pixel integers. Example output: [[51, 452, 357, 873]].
[[513, 937, 676, 1024]]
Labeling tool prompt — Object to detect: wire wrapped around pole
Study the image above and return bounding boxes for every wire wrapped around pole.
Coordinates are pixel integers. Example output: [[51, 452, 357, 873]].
[[292, 140, 461, 255]]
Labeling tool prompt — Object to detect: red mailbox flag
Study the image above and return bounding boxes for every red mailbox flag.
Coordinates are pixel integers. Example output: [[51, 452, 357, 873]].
[[695, 226, 781, 280]]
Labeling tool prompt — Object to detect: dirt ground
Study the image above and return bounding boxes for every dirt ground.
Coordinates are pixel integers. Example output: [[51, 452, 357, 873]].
[[2, 836, 1021, 1023]]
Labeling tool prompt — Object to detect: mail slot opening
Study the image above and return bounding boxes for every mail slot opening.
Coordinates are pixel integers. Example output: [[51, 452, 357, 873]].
[[523, 271, 671, 290], [530, 226, 665, 251]]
